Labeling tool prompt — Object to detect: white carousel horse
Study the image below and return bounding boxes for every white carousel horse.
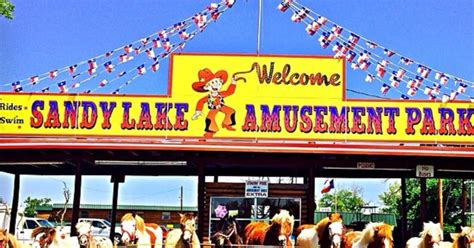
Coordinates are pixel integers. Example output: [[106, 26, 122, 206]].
[[120, 213, 163, 247], [75, 222, 113, 248], [165, 213, 200, 248]]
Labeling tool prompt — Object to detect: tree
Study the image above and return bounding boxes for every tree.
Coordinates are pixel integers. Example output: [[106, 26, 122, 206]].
[[23, 197, 52, 217], [379, 182, 401, 216], [0, 0, 14, 20], [378, 179, 464, 233], [319, 186, 366, 212]]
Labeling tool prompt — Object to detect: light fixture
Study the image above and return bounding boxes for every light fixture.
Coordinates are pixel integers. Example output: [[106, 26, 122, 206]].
[[94, 160, 187, 166], [0, 161, 65, 166]]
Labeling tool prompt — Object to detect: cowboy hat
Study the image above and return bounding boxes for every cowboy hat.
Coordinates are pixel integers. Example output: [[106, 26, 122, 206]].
[[192, 68, 228, 92]]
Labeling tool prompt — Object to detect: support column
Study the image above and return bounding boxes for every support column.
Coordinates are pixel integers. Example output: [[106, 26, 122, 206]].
[[70, 163, 82, 236], [306, 167, 315, 224], [9, 173, 20, 235], [420, 178, 427, 223], [110, 175, 124, 242], [461, 179, 467, 226], [197, 163, 205, 242], [401, 178, 407, 246]]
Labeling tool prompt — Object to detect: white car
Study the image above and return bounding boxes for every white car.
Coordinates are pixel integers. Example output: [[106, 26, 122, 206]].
[[16, 217, 58, 245], [78, 218, 121, 244]]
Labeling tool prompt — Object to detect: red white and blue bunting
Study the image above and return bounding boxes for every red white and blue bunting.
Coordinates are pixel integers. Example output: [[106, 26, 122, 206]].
[[3, 0, 235, 94], [279, 0, 474, 103]]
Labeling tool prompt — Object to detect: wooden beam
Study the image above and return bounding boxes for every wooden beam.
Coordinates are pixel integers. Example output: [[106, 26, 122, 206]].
[[70, 162, 82, 236], [306, 166, 315, 224], [9, 173, 20, 235], [461, 179, 467, 226], [401, 178, 407, 246], [420, 178, 427, 223], [197, 163, 205, 242], [110, 175, 123, 242]]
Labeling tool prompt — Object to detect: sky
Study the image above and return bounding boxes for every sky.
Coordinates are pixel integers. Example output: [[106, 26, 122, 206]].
[[0, 0, 472, 208]]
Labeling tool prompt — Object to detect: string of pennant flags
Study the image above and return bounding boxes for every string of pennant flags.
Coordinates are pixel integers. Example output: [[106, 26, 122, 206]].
[[5, 0, 235, 94], [279, 0, 474, 102], [3, 0, 473, 102]]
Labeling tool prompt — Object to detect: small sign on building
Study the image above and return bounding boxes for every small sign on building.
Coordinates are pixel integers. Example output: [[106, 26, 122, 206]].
[[357, 162, 376, 169], [416, 165, 434, 178], [245, 180, 269, 198]]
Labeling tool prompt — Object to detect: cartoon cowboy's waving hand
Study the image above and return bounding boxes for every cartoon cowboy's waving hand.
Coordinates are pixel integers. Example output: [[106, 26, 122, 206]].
[[192, 68, 238, 138]]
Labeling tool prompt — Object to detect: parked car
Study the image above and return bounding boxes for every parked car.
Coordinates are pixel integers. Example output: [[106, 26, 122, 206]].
[[16, 217, 60, 245], [78, 218, 121, 244]]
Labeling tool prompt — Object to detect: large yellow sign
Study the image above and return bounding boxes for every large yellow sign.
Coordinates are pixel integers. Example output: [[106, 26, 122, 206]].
[[0, 54, 472, 144]]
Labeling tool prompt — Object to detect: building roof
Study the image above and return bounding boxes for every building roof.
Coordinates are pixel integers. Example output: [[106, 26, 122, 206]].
[[36, 203, 197, 212]]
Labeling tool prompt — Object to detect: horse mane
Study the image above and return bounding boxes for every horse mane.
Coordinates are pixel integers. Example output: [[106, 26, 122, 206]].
[[375, 223, 393, 241], [180, 213, 195, 225], [419, 222, 442, 240], [271, 210, 294, 230], [355, 222, 385, 244], [76, 221, 91, 233], [31, 226, 55, 239], [452, 226, 474, 248], [0, 229, 21, 248], [121, 213, 146, 233], [329, 213, 343, 222]]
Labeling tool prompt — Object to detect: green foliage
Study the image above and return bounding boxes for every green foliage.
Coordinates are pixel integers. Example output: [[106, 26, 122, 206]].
[[319, 186, 366, 212], [0, 0, 14, 20], [23, 197, 52, 217], [378, 179, 464, 233], [378, 182, 401, 216]]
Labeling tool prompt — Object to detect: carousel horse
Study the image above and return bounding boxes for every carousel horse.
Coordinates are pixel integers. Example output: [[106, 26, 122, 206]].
[[244, 209, 295, 247], [449, 226, 474, 248], [0, 228, 22, 248], [31, 227, 78, 248], [120, 213, 163, 247], [406, 222, 443, 248], [75, 222, 113, 248], [210, 215, 243, 247], [296, 212, 345, 248], [344, 222, 394, 248], [165, 213, 200, 248]]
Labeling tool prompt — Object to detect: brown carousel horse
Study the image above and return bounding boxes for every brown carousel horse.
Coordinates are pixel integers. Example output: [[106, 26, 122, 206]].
[[244, 209, 295, 247]]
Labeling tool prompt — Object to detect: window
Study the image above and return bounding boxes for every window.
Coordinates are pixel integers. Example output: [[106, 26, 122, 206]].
[[26, 220, 39, 229], [209, 197, 301, 239], [162, 212, 171, 221], [92, 221, 106, 229], [80, 211, 89, 218]]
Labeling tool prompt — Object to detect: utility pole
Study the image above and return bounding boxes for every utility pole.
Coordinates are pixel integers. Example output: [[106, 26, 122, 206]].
[[180, 186, 183, 212]]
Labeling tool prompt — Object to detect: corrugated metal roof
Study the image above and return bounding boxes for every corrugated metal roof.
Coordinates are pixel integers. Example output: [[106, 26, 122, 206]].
[[36, 204, 197, 212]]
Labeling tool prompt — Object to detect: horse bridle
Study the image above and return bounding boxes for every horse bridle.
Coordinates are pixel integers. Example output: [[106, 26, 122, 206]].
[[211, 227, 236, 244], [35, 233, 54, 248], [78, 232, 92, 247], [121, 225, 138, 245]]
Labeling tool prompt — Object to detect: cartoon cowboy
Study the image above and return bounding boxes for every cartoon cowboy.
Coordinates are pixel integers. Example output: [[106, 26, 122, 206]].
[[191, 68, 237, 138]]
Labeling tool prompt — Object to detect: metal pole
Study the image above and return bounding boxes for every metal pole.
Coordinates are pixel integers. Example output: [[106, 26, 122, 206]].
[[256, 0, 262, 54], [180, 186, 183, 212], [438, 178, 443, 229], [9, 173, 20, 235]]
